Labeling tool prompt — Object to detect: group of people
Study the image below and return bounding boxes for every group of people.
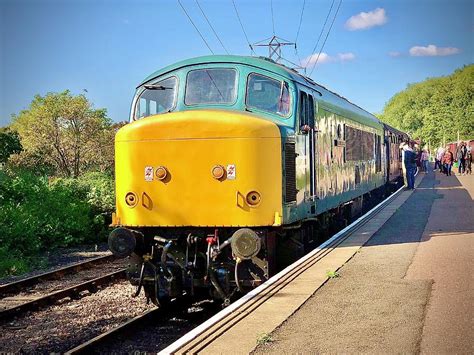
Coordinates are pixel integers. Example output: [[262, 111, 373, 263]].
[[434, 142, 472, 176], [400, 140, 472, 190]]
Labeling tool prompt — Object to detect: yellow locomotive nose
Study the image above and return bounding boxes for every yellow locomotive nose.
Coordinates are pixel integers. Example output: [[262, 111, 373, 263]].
[[114, 110, 282, 227]]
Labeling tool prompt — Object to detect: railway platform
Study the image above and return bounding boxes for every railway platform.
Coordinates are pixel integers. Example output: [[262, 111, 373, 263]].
[[162, 170, 473, 354]]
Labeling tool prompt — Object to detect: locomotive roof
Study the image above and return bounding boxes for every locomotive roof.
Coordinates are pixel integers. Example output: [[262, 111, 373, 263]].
[[139, 55, 382, 128]]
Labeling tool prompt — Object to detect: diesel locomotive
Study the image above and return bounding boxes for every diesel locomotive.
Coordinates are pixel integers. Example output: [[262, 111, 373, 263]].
[[108, 55, 407, 305]]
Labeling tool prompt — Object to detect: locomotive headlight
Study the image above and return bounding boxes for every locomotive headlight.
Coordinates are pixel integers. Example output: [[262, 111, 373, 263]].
[[155, 166, 168, 180], [125, 192, 138, 207], [211, 165, 225, 180], [246, 191, 261, 206]]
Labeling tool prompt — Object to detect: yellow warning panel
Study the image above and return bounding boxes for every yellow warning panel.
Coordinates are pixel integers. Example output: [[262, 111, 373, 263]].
[[115, 110, 282, 227]]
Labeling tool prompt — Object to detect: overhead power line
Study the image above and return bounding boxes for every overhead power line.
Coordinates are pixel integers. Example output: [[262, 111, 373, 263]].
[[177, 0, 214, 54], [270, 0, 275, 35], [309, 0, 343, 76], [231, 0, 255, 55], [304, 0, 335, 69], [195, 0, 229, 54], [294, 0, 306, 44]]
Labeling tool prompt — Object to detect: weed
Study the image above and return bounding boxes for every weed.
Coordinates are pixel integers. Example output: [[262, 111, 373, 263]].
[[256, 332, 273, 345], [326, 270, 340, 278]]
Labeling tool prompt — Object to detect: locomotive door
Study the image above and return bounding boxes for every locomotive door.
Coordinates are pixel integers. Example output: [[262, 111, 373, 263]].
[[298, 91, 316, 200]]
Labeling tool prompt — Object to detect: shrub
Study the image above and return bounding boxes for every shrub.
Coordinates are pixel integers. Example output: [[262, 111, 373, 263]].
[[0, 170, 115, 277]]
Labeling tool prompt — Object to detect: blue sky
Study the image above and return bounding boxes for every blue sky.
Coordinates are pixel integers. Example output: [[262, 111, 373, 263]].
[[0, 0, 472, 126]]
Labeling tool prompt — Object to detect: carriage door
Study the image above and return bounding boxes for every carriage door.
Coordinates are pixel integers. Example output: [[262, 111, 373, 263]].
[[298, 91, 316, 200]]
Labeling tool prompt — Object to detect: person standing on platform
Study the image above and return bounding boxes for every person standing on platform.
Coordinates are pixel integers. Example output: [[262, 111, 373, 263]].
[[456, 141, 467, 175], [435, 146, 445, 173], [400, 141, 408, 186], [466, 148, 472, 175], [421, 149, 429, 173], [442, 148, 454, 176], [404, 142, 417, 189]]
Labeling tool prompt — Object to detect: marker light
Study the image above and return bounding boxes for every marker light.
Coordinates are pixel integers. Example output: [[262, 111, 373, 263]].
[[246, 191, 261, 206], [211, 165, 225, 180], [125, 192, 138, 207], [155, 166, 168, 180]]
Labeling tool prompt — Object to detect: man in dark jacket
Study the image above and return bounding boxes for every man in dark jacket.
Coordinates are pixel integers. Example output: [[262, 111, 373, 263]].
[[404, 142, 417, 189], [456, 142, 467, 175]]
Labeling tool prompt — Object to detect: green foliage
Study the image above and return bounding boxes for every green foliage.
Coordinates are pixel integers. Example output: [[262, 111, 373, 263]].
[[256, 332, 274, 345], [10, 90, 114, 177], [0, 170, 114, 277], [326, 270, 340, 278], [0, 127, 22, 163], [379, 65, 474, 148]]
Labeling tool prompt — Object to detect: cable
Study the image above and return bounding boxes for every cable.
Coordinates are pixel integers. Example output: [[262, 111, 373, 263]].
[[177, 0, 214, 54], [309, 0, 343, 76], [303, 0, 335, 69], [195, 0, 229, 54], [294, 0, 306, 44], [270, 0, 275, 35], [231, 0, 255, 55]]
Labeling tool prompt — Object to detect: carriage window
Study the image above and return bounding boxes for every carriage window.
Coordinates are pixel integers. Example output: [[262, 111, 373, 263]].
[[246, 73, 290, 117], [345, 126, 374, 161], [185, 68, 237, 105], [135, 76, 177, 119]]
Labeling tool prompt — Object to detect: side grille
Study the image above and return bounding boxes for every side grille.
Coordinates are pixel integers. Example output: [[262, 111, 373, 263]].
[[285, 142, 297, 203]]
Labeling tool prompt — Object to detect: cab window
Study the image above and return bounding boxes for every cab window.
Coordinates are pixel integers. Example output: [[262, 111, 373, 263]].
[[185, 68, 237, 105], [246, 73, 290, 117], [135, 76, 177, 119], [299, 91, 314, 128]]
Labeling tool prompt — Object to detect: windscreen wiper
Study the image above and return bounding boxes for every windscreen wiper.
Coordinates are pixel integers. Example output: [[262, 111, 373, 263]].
[[143, 84, 173, 90]]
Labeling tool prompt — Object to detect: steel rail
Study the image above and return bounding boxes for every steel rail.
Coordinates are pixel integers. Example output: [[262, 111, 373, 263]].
[[0, 254, 116, 297], [160, 184, 406, 354], [0, 269, 126, 322], [65, 306, 161, 355], [65, 296, 198, 355]]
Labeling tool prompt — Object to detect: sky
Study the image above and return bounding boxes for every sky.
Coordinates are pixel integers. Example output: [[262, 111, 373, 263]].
[[0, 0, 472, 126]]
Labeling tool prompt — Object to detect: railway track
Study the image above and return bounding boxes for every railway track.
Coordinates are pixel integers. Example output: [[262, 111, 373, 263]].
[[0, 254, 126, 322], [64, 185, 405, 354]]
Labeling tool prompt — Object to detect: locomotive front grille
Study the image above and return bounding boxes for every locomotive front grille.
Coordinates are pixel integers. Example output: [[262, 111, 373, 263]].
[[285, 142, 297, 203]]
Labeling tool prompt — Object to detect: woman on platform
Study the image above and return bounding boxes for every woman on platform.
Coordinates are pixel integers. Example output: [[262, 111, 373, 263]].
[[442, 148, 454, 176], [421, 149, 429, 173]]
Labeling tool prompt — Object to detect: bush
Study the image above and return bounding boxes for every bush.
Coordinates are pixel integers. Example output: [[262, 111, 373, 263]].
[[0, 170, 115, 277]]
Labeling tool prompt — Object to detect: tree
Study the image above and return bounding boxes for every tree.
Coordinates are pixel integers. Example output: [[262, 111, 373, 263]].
[[11, 91, 114, 177], [379, 65, 474, 148], [0, 128, 22, 164]]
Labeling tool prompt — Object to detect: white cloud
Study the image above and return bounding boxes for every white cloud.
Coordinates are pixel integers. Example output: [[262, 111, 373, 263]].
[[409, 44, 460, 57], [345, 8, 387, 31], [338, 52, 355, 61], [302, 52, 355, 67], [389, 51, 401, 57]]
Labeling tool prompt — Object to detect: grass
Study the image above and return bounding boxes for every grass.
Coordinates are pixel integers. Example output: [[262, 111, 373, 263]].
[[326, 270, 340, 278], [256, 332, 273, 345]]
